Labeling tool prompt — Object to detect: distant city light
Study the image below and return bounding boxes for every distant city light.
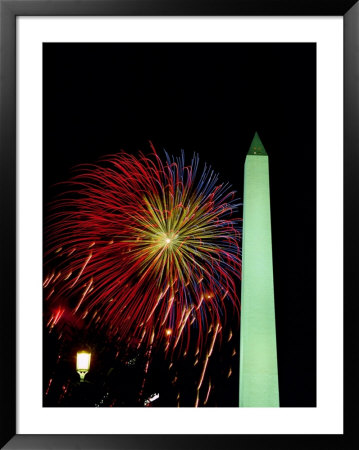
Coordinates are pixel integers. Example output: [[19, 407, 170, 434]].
[[144, 392, 159, 406]]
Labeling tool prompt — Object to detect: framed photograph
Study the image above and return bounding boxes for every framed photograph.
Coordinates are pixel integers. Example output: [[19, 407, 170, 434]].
[[0, 0, 356, 449]]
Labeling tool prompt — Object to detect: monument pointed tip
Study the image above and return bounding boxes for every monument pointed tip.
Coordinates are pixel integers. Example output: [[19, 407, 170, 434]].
[[248, 132, 267, 156]]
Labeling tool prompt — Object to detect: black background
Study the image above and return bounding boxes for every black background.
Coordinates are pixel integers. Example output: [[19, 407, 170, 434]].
[[43, 43, 316, 407]]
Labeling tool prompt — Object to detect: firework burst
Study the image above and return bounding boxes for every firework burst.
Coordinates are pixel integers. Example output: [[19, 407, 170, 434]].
[[44, 144, 241, 358]]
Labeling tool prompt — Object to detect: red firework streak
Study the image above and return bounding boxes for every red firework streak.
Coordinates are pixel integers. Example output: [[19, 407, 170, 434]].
[[44, 144, 241, 404]]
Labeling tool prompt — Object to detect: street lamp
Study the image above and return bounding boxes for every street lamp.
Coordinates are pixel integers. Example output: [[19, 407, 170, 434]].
[[76, 351, 91, 382]]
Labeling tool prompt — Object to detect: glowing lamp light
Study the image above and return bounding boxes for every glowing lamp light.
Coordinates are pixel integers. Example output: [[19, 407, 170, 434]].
[[76, 351, 91, 382]]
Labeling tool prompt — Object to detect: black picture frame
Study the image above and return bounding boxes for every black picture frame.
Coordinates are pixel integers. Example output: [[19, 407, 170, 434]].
[[0, 0, 357, 448]]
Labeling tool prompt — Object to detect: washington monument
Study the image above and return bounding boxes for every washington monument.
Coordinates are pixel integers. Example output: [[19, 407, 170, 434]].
[[239, 132, 279, 407]]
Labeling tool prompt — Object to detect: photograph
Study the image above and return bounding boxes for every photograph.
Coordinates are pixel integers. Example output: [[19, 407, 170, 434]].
[[42, 42, 316, 409]]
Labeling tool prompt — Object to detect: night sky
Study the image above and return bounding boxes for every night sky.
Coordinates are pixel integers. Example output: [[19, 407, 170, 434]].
[[43, 43, 316, 407]]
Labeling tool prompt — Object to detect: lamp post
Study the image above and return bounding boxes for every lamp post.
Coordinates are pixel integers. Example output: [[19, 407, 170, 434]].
[[76, 351, 91, 382]]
